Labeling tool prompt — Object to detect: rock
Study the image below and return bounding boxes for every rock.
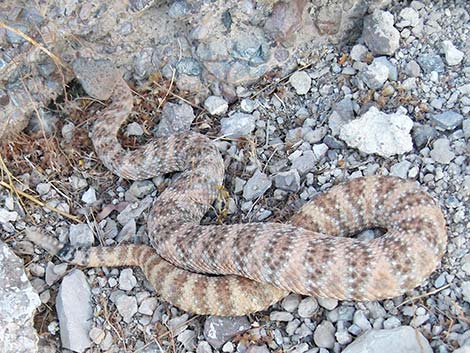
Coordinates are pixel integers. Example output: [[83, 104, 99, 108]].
[[222, 341, 234, 352], [197, 341, 213, 353], [81, 187, 97, 204], [289, 71, 311, 95], [398, 7, 420, 27], [312, 143, 329, 160], [56, 269, 92, 353], [0, 209, 18, 223], [329, 98, 355, 136], [342, 326, 432, 353], [350, 44, 369, 62], [430, 138, 455, 164], [127, 180, 156, 199], [270, 311, 294, 321], [412, 125, 437, 148], [119, 268, 137, 291], [363, 60, 390, 89], [126, 122, 144, 136], [0, 242, 41, 353], [36, 183, 51, 195], [282, 294, 301, 312], [220, 112, 256, 138], [390, 160, 412, 179], [441, 40, 464, 66], [243, 170, 272, 200], [245, 345, 270, 353], [336, 329, 353, 345], [339, 107, 413, 157], [303, 127, 327, 144], [240, 98, 258, 113], [318, 297, 338, 310], [73, 58, 121, 101], [353, 310, 372, 331], [138, 297, 157, 316], [363, 10, 400, 56], [461, 281, 470, 303], [45, 262, 68, 286], [263, 0, 306, 41], [383, 317, 401, 329], [157, 102, 195, 136], [430, 111, 464, 130], [405, 60, 421, 77], [178, 330, 196, 351], [297, 297, 318, 318], [204, 96, 229, 116], [204, 316, 250, 349], [116, 196, 153, 225], [168, 0, 190, 18], [114, 293, 138, 323], [454, 347, 470, 353], [168, 314, 189, 335], [417, 54, 445, 73], [463, 119, 470, 139], [313, 321, 336, 349], [89, 327, 105, 345], [291, 150, 317, 175], [69, 223, 94, 247], [176, 57, 202, 76], [273, 170, 300, 192], [374, 57, 397, 81]]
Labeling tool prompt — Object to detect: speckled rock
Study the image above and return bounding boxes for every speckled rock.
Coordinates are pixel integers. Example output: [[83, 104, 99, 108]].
[[0, 242, 41, 353]]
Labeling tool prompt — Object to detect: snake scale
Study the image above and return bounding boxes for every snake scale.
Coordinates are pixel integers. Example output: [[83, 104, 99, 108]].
[[28, 59, 447, 316]]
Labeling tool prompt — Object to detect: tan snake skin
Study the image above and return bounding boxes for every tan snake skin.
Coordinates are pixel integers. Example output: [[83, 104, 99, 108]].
[[28, 61, 447, 316]]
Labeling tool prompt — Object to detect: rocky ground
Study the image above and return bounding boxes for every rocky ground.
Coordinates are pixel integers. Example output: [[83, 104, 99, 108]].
[[0, 0, 469, 353]]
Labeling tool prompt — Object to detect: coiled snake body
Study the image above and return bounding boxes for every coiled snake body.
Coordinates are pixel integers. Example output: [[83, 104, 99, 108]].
[[29, 60, 447, 316]]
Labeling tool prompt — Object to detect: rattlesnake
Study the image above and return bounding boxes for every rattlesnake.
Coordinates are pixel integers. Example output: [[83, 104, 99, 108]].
[[28, 59, 447, 316]]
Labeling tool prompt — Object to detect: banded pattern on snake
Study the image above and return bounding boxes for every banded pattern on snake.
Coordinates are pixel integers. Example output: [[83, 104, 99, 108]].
[[28, 59, 447, 316]]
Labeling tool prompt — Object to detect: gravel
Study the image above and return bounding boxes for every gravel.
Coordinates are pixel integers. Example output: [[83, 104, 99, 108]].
[[2, 0, 469, 352]]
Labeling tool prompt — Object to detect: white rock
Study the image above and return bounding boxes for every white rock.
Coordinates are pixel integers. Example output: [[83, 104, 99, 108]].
[[204, 96, 229, 116], [363, 10, 400, 56], [126, 122, 144, 136], [56, 269, 92, 353], [282, 294, 301, 312], [313, 321, 336, 349], [398, 7, 420, 27], [430, 138, 455, 164], [442, 40, 464, 66], [318, 297, 338, 310], [289, 71, 312, 95], [270, 311, 294, 321], [339, 107, 413, 157], [81, 187, 97, 204], [461, 281, 470, 303], [69, 223, 94, 247], [0, 209, 18, 223], [119, 268, 137, 291], [220, 112, 256, 138], [138, 297, 158, 316], [115, 294, 138, 323], [454, 347, 470, 353], [342, 326, 432, 353], [0, 242, 41, 353], [350, 44, 369, 62], [312, 143, 329, 160], [390, 160, 412, 179], [297, 297, 318, 318], [363, 60, 390, 89]]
